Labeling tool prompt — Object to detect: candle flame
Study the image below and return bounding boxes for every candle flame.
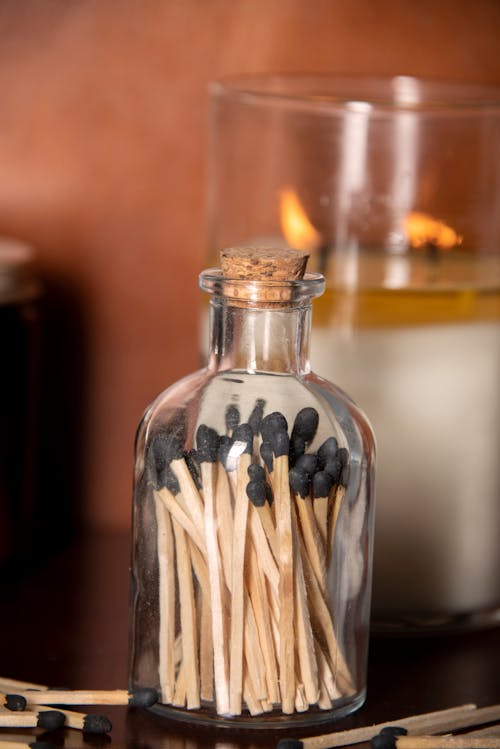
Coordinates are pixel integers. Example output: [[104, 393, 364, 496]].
[[404, 211, 462, 251], [279, 188, 322, 251]]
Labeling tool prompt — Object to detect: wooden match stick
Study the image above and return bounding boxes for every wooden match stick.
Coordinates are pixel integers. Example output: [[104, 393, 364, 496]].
[[290, 466, 327, 593], [273, 425, 296, 715], [0, 678, 47, 692], [275, 703, 480, 749], [229, 423, 253, 715], [197, 424, 230, 716], [0, 742, 56, 749], [34, 705, 112, 734], [154, 492, 176, 704], [7, 688, 158, 707], [171, 517, 200, 710], [0, 706, 65, 730], [312, 470, 334, 546], [376, 737, 500, 749]]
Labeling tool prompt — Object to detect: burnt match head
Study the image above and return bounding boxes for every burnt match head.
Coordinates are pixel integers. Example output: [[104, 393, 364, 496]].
[[317, 436, 339, 467], [312, 469, 334, 498], [294, 452, 318, 476], [184, 450, 202, 490], [147, 430, 184, 489], [291, 407, 319, 444], [246, 479, 267, 507], [324, 456, 341, 484], [248, 463, 266, 482], [196, 424, 220, 463], [5, 693, 26, 711], [272, 429, 290, 458], [289, 434, 305, 465], [29, 743, 57, 749], [289, 467, 310, 498], [260, 411, 288, 442], [157, 466, 180, 495], [83, 714, 113, 734], [276, 740, 303, 749], [248, 398, 266, 436], [260, 441, 274, 472], [232, 423, 254, 454], [36, 710, 66, 730], [371, 727, 408, 749], [128, 687, 158, 707], [225, 404, 240, 433]]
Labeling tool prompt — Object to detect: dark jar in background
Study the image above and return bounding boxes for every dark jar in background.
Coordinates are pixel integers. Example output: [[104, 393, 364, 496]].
[[129, 247, 376, 727], [0, 239, 42, 569]]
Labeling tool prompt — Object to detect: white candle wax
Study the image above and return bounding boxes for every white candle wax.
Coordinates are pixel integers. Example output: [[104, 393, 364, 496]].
[[311, 320, 500, 618]]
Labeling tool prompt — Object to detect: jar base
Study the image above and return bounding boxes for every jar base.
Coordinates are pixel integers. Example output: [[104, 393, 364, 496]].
[[371, 604, 500, 636], [148, 691, 366, 730]]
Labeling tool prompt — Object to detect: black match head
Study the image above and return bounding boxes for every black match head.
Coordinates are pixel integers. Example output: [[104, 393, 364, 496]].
[[371, 727, 408, 749], [291, 407, 319, 444], [260, 411, 288, 441], [317, 436, 339, 468], [225, 404, 240, 432], [29, 743, 58, 749], [218, 435, 231, 467], [147, 430, 184, 488], [260, 441, 274, 472], [312, 469, 334, 498], [248, 398, 266, 435], [324, 456, 342, 484], [248, 463, 265, 482], [37, 710, 66, 730], [380, 727, 408, 737], [276, 740, 304, 749], [83, 714, 113, 734], [128, 687, 158, 707], [157, 465, 180, 495], [196, 424, 220, 463], [340, 463, 350, 487], [246, 479, 267, 507], [289, 434, 305, 465], [184, 450, 202, 490], [289, 467, 310, 498], [5, 693, 27, 711], [294, 452, 318, 476], [232, 423, 254, 454], [272, 429, 290, 458]]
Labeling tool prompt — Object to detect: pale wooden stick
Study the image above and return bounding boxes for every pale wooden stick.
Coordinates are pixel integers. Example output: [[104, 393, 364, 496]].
[[295, 683, 308, 713], [0, 706, 64, 729], [394, 738, 500, 749], [290, 703, 478, 749], [275, 447, 295, 714], [157, 488, 206, 554], [297, 529, 354, 696], [154, 492, 176, 704], [215, 460, 235, 590], [294, 492, 327, 593], [243, 599, 267, 701], [327, 485, 345, 566], [201, 459, 230, 715], [291, 506, 319, 706], [229, 449, 252, 715], [247, 543, 280, 705], [171, 518, 200, 710], [189, 545, 215, 723], [248, 504, 279, 600], [171, 457, 205, 533], [5, 689, 157, 706], [0, 678, 46, 692], [172, 661, 187, 707]]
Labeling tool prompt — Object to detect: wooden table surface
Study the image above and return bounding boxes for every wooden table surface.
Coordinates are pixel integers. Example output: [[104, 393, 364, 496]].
[[2, 532, 500, 749]]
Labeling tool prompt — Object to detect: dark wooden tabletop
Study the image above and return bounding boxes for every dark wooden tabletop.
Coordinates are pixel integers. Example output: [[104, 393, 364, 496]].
[[2, 532, 500, 749]]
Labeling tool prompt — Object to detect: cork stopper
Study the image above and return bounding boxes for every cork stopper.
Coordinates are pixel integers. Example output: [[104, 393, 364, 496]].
[[220, 247, 309, 281]]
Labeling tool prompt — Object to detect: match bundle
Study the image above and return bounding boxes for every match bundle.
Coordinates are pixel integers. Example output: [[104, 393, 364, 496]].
[[146, 401, 352, 717]]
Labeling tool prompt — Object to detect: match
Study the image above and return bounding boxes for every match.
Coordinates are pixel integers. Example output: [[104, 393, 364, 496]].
[[0, 706, 65, 730], [7, 688, 157, 707], [372, 731, 500, 749]]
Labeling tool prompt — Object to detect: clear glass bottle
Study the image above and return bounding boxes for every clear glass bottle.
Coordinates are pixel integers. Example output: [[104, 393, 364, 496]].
[[129, 247, 376, 727]]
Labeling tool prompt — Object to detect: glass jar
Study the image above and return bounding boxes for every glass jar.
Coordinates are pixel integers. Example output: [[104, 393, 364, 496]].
[[129, 248, 376, 727], [207, 75, 500, 632]]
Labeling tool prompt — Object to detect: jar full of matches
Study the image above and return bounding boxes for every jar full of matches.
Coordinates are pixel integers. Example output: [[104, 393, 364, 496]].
[[129, 247, 376, 726]]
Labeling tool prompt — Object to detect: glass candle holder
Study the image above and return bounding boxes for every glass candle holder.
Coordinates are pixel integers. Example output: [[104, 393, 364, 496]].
[[206, 74, 500, 632]]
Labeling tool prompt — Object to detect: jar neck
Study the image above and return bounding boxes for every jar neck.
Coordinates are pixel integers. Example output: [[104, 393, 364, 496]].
[[207, 300, 313, 375]]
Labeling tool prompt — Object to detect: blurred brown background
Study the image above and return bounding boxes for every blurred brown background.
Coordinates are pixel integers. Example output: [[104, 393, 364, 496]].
[[0, 0, 499, 535]]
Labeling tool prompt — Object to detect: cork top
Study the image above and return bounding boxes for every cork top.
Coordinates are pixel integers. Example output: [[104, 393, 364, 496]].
[[220, 247, 309, 281], [200, 246, 324, 307]]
